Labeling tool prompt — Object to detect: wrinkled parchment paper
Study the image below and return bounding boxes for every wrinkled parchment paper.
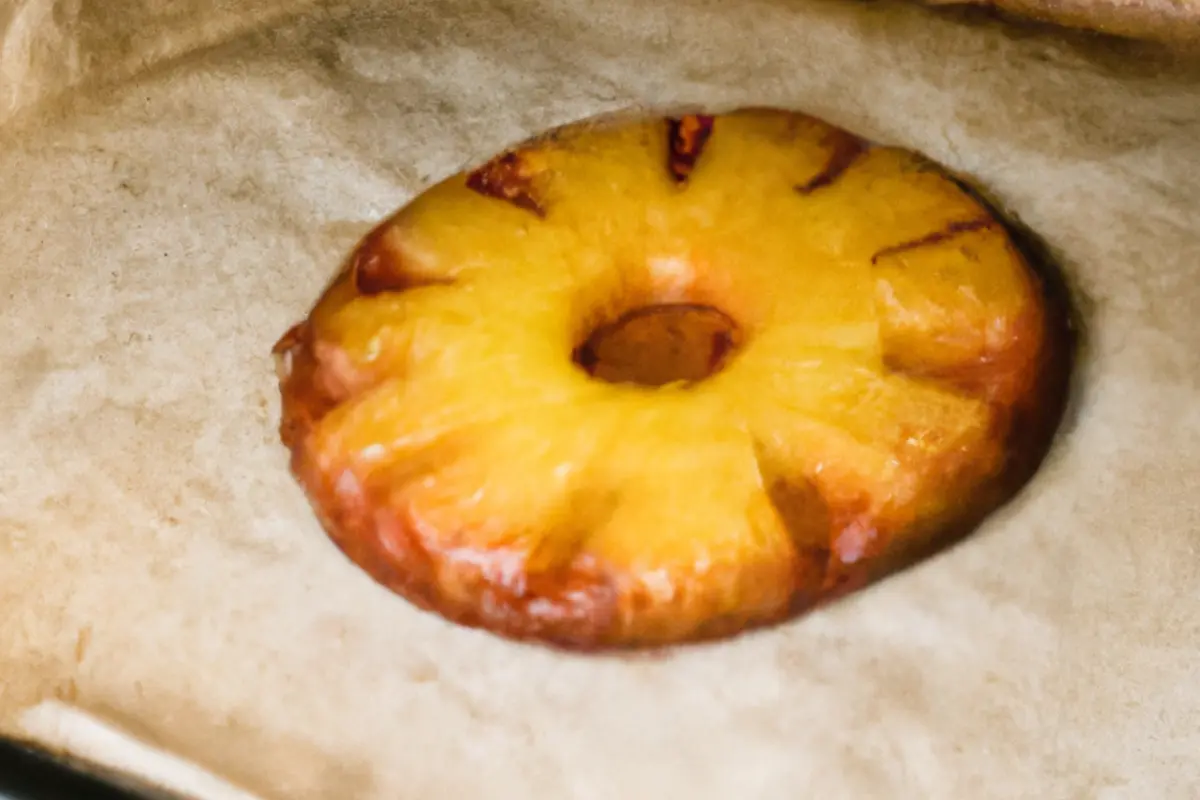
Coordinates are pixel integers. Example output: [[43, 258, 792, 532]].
[[2, 0, 1199, 797], [921, 0, 1200, 45]]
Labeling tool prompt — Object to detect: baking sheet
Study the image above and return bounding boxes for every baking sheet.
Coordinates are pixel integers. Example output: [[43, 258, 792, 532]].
[[1, 0, 1198, 797]]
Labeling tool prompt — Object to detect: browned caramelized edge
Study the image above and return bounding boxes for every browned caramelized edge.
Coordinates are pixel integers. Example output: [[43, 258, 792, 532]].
[[351, 225, 455, 296], [796, 129, 868, 194], [465, 150, 546, 217], [844, 162, 1080, 590], [287, 441, 851, 649], [665, 114, 716, 183]]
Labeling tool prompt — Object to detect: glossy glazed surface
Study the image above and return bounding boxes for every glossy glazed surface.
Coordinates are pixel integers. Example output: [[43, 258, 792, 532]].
[[274, 108, 1070, 648]]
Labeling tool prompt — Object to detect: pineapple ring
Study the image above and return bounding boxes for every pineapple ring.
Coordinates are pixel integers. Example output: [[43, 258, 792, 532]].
[[273, 108, 1073, 649]]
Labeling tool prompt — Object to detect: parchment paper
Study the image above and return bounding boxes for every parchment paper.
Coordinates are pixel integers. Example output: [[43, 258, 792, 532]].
[[920, 0, 1200, 44], [2, 0, 1199, 797]]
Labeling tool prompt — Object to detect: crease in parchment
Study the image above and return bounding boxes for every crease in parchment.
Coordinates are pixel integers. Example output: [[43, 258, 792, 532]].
[[0, 0, 329, 127]]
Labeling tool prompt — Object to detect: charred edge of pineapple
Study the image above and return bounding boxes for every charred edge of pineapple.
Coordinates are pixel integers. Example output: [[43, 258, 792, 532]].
[[272, 322, 318, 450], [351, 227, 455, 297], [666, 114, 716, 183], [795, 130, 868, 194], [465, 151, 546, 217], [289, 447, 634, 649]]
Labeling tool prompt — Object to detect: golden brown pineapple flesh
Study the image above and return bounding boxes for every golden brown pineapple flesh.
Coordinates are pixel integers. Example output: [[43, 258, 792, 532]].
[[273, 108, 1072, 649]]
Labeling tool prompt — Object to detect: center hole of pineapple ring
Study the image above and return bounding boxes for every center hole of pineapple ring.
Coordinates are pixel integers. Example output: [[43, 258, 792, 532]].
[[573, 303, 742, 387]]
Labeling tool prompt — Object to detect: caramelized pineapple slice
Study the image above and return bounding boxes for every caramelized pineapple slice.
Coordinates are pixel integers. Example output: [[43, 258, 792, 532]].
[[275, 108, 1070, 648]]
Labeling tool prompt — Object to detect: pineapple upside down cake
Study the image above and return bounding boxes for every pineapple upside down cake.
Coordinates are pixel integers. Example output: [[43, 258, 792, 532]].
[[273, 107, 1073, 649]]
